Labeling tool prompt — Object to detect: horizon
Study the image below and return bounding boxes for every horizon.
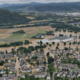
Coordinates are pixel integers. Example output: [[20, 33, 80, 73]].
[[0, 0, 80, 5]]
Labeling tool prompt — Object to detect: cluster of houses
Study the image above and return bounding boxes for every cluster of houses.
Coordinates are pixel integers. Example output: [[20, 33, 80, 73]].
[[56, 71, 80, 78], [0, 74, 18, 80], [0, 44, 80, 80], [0, 53, 16, 74], [49, 48, 80, 79]]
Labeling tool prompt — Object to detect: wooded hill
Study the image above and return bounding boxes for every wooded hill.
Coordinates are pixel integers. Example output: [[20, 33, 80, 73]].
[[0, 9, 30, 28]]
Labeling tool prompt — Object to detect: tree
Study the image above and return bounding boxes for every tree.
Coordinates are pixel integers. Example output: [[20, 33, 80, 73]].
[[32, 56, 38, 60], [20, 78, 25, 80], [12, 48, 15, 55], [48, 56, 54, 64], [46, 52, 50, 57], [65, 47, 68, 51], [0, 60, 4, 66], [70, 34, 72, 37], [64, 42, 66, 46], [49, 44, 52, 47], [52, 42, 55, 45], [25, 40, 29, 44], [40, 41, 43, 45], [69, 42, 71, 45], [56, 46, 59, 49], [67, 53, 69, 57], [46, 42, 48, 45], [44, 61, 46, 65], [6, 69, 9, 75], [36, 78, 39, 80], [5, 50, 8, 54], [48, 64, 55, 76], [40, 48, 44, 52], [36, 60, 39, 65], [30, 75, 35, 80]]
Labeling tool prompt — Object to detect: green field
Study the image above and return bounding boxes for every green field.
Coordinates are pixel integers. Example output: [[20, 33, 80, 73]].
[[4, 34, 34, 42], [37, 28, 46, 34]]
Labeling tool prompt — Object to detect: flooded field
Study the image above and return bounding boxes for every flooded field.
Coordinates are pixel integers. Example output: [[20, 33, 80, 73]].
[[0, 30, 80, 52]]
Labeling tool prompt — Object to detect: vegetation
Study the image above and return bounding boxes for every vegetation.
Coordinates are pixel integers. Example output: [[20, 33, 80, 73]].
[[13, 30, 25, 34], [52, 23, 80, 33], [48, 56, 54, 64], [48, 64, 55, 76], [0, 60, 4, 66], [0, 40, 29, 47], [46, 31, 53, 35], [0, 9, 31, 28]]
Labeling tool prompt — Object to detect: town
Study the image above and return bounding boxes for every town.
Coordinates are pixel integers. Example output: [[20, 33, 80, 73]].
[[0, 1, 80, 80], [0, 29, 80, 80]]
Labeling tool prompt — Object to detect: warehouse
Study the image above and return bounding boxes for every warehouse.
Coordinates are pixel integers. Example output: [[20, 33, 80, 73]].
[[37, 36, 77, 43]]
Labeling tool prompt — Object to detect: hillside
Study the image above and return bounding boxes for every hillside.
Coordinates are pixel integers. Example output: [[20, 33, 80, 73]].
[[4, 2, 80, 12], [0, 9, 30, 28]]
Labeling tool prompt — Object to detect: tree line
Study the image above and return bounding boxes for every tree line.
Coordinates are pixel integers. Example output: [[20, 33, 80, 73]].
[[51, 23, 80, 33], [0, 40, 29, 47]]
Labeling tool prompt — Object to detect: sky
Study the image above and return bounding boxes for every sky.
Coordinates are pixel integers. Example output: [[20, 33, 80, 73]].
[[0, 0, 80, 4]]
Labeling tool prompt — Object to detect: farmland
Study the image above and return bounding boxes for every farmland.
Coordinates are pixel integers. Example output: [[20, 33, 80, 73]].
[[0, 26, 55, 43]]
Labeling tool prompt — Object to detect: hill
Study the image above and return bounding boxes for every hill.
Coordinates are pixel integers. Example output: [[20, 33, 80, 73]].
[[0, 9, 30, 28], [4, 2, 80, 12]]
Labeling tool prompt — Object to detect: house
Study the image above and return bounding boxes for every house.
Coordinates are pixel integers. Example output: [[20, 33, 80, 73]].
[[20, 60, 27, 67], [35, 66, 41, 72], [19, 56, 23, 61], [8, 76, 18, 80], [14, 54, 17, 57], [0, 55, 4, 59], [9, 70, 13, 74], [69, 64, 78, 69], [58, 64, 69, 71], [4, 63, 15, 67], [5, 54, 13, 58], [57, 73, 61, 77], [27, 54, 32, 59], [2, 74, 7, 77], [33, 72, 46, 78], [0, 69, 5, 74], [8, 59, 11, 63], [21, 73, 26, 78], [77, 71, 80, 78], [61, 72, 66, 78], [36, 34, 44, 38], [0, 77, 8, 80], [22, 67, 32, 73], [71, 72, 76, 78], [37, 54, 45, 58], [46, 73, 51, 80], [67, 72, 71, 78], [37, 58, 43, 64]]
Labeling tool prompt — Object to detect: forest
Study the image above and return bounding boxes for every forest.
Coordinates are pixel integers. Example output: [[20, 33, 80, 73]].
[[0, 9, 30, 27]]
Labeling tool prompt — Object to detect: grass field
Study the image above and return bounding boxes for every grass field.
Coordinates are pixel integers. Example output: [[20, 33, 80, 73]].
[[37, 27, 46, 34], [5, 34, 35, 42], [0, 26, 55, 43]]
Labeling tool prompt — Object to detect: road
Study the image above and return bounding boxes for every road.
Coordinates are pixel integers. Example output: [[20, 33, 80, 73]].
[[15, 57, 21, 76]]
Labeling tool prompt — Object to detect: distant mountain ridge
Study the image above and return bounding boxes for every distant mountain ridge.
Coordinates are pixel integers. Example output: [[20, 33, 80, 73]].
[[3, 2, 80, 12], [0, 2, 43, 8]]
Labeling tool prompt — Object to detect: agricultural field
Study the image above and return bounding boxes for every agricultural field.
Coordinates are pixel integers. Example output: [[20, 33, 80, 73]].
[[0, 26, 54, 43]]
